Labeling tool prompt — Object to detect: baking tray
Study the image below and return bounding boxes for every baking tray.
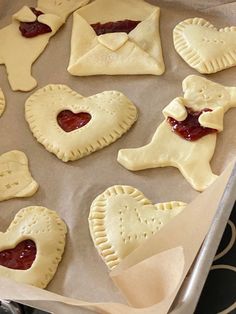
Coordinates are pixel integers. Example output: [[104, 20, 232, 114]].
[[2, 164, 236, 314]]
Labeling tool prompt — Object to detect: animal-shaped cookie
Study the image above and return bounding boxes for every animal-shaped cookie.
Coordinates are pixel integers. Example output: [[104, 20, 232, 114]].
[[0, 206, 67, 288], [173, 18, 236, 74], [118, 75, 236, 191], [25, 84, 138, 162], [89, 185, 186, 269], [0, 88, 5, 117], [0, 0, 89, 91], [0, 150, 38, 201]]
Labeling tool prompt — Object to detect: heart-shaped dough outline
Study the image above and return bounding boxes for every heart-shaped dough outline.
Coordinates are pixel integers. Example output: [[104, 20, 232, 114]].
[[25, 85, 138, 162], [173, 17, 236, 74], [0, 206, 67, 288], [89, 185, 186, 269]]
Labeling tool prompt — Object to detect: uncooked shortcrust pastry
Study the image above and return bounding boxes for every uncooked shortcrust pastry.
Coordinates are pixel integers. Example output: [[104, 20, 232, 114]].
[[174, 17, 236, 74], [0, 206, 67, 288], [25, 84, 138, 162], [0, 88, 5, 117], [68, 0, 165, 76], [0, 0, 89, 91], [89, 185, 186, 270], [0, 150, 38, 201], [118, 75, 236, 192]]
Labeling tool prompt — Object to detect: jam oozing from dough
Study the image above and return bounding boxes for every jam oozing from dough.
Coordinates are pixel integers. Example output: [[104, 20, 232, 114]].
[[167, 108, 217, 141], [57, 110, 92, 133], [0, 240, 36, 270], [91, 20, 141, 35], [19, 8, 52, 38]]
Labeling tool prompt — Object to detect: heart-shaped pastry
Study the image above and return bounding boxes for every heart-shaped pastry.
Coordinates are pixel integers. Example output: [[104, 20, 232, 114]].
[[0, 88, 5, 117], [0, 150, 38, 201], [25, 85, 138, 162], [173, 18, 236, 74], [89, 185, 186, 269], [0, 206, 67, 288]]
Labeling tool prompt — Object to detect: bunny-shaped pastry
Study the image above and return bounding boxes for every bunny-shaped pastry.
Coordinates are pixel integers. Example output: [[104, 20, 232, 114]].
[[118, 75, 236, 191], [0, 0, 89, 91]]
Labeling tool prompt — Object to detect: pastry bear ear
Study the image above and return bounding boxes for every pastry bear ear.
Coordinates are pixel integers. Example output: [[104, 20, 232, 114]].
[[182, 75, 203, 93], [226, 86, 236, 108]]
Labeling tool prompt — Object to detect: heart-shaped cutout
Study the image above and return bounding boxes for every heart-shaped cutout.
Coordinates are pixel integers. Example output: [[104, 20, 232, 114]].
[[173, 18, 236, 74], [25, 85, 138, 162], [0, 240, 36, 270], [89, 185, 186, 269], [0, 206, 67, 288], [57, 110, 91, 132]]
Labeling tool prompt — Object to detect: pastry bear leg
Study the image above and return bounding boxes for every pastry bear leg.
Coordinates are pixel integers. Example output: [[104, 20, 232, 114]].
[[178, 160, 218, 192], [118, 144, 166, 171], [5, 57, 37, 91]]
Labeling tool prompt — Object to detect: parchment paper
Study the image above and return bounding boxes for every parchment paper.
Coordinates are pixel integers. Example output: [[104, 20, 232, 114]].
[[0, 0, 236, 313]]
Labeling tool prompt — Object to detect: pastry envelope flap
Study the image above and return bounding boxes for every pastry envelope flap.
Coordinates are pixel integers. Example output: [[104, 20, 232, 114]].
[[68, 0, 165, 76], [0, 206, 67, 288], [173, 18, 236, 74]]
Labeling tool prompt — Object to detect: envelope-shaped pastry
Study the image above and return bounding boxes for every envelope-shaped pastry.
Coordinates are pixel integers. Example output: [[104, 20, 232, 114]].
[[67, 0, 165, 76]]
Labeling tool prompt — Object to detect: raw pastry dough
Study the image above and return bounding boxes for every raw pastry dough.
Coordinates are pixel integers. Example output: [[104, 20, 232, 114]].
[[0, 88, 5, 117], [0, 206, 67, 288], [25, 84, 138, 162], [173, 17, 236, 74], [68, 0, 165, 76], [0, 0, 89, 91], [0, 150, 38, 201], [118, 75, 236, 191], [89, 185, 186, 269]]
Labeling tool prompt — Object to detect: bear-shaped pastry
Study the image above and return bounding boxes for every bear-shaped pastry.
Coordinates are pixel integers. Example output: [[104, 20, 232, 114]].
[[118, 75, 236, 191], [0, 0, 89, 91]]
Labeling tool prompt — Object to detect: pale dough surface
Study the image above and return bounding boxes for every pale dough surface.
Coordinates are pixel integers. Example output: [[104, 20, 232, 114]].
[[118, 75, 236, 191], [0, 0, 89, 91], [173, 17, 236, 74], [0, 206, 67, 288], [0, 88, 5, 117], [68, 0, 165, 76], [89, 185, 186, 270], [0, 150, 38, 201], [25, 84, 138, 162]]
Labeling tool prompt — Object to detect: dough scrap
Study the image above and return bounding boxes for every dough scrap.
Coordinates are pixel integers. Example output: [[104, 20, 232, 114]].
[[118, 75, 236, 191], [25, 84, 138, 162], [173, 17, 236, 74], [89, 185, 186, 269], [0, 150, 38, 201], [0, 206, 67, 288], [0, 88, 5, 117], [0, 0, 89, 91], [68, 0, 165, 76]]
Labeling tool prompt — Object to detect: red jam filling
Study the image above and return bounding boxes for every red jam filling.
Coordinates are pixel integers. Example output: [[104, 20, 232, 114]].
[[0, 240, 36, 270], [91, 20, 141, 36], [57, 110, 92, 133], [19, 7, 52, 38], [167, 108, 217, 141]]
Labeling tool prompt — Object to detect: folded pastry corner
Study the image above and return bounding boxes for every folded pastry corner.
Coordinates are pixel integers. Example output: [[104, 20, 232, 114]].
[[68, 0, 165, 76]]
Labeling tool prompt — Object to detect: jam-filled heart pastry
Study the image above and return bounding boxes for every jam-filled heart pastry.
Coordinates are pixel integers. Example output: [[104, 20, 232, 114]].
[[67, 0, 165, 76], [173, 18, 236, 74], [0, 0, 89, 91], [0, 88, 5, 117], [0, 206, 67, 288], [25, 84, 138, 162], [118, 75, 236, 191], [0, 150, 38, 201], [89, 185, 186, 269]]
